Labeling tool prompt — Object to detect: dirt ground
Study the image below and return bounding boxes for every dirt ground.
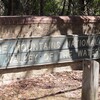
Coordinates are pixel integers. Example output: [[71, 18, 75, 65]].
[[0, 71, 100, 100]]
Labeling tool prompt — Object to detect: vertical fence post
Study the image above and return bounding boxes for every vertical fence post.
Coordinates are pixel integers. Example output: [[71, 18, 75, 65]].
[[82, 60, 99, 100]]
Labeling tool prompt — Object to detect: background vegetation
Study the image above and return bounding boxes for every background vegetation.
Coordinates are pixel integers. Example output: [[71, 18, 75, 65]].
[[0, 0, 100, 16]]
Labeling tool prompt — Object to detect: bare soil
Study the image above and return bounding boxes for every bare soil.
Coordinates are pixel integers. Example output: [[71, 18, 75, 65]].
[[0, 71, 99, 100]]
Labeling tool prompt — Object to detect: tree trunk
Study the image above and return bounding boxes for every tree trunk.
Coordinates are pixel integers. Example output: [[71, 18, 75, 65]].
[[60, 0, 66, 15], [66, 0, 72, 15], [79, 0, 84, 14], [7, 0, 13, 15], [40, 0, 44, 15]]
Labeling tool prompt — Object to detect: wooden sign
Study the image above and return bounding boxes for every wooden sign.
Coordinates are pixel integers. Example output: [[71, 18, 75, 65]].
[[0, 35, 100, 69]]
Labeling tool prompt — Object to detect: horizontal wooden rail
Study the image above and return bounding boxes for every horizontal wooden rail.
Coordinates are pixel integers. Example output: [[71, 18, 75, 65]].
[[0, 16, 100, 25]]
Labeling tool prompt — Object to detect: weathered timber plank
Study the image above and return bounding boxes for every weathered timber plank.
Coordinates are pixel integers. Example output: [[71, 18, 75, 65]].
[[82, 60, 99, 100]]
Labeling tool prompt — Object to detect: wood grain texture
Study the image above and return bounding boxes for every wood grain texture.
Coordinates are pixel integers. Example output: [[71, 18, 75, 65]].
[[82, 60, 99, 100]]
